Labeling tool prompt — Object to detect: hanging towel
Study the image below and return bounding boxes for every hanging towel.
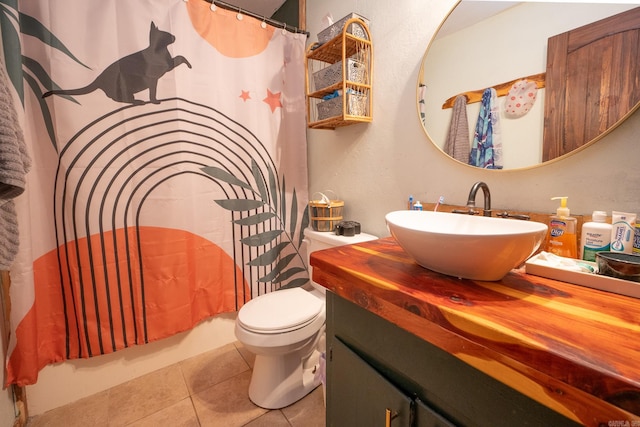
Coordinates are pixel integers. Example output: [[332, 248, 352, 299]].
[[418, 83, 427, 126], [443, 94, 470, 163], [0, 60, 32, 269], [469, 88, 503, 169]]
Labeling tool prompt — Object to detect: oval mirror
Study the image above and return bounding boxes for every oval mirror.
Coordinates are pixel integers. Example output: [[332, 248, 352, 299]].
[[419, 1, 640, 170]]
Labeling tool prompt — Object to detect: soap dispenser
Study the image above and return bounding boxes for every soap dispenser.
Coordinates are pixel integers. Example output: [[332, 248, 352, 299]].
[[546, 197, 578, 258]]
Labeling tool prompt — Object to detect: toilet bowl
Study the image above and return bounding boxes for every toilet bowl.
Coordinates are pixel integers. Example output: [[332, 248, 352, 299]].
[[235, 227, 377, 409]]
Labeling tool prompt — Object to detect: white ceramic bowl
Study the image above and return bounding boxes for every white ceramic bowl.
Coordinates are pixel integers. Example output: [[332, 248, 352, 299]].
[[385, 210, 548, 281]]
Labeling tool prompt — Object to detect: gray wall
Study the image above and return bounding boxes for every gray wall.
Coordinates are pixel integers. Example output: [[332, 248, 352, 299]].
[[272, 0, 299, 28], [305, 0, 640, 238]]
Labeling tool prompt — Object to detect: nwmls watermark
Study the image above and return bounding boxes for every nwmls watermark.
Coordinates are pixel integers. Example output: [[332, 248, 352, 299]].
[[607, 420, 640, 427]]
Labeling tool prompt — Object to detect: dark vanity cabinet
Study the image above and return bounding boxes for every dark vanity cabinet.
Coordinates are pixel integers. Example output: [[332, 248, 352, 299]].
[[325, 292, 579, 427]]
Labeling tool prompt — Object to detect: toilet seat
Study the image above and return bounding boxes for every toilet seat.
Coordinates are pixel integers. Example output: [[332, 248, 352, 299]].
[[238, 288, 324, 334]]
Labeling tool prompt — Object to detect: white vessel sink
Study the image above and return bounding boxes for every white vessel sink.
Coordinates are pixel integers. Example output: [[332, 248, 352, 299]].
[[385, 210, 548, 281]]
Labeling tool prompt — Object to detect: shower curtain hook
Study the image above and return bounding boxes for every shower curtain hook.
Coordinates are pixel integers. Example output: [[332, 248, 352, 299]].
[[210, 1, 216, 11], [261, 17, 267, 29], [282, 23, 287, 35], [237, 8, 243, 20]]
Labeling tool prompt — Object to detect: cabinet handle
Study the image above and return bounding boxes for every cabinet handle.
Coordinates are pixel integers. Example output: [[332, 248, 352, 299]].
[[385, 408, 397, 427]]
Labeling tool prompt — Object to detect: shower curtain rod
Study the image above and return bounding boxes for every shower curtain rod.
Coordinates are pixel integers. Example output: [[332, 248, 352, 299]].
[[206, 0, 310, 37]]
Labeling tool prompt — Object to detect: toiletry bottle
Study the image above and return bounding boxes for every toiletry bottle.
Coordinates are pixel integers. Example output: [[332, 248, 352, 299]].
[[546, 197, 577, 258], [610, 211, 637, 254], [580, 210, 612, 262], [412, 201, 423, 211], [408, 195, 414, 210]]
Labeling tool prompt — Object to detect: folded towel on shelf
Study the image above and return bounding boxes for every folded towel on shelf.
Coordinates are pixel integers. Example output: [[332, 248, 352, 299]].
[[0, 60, 32, 269], [469, 88, 503, 169], [443, 94, 470, 163]]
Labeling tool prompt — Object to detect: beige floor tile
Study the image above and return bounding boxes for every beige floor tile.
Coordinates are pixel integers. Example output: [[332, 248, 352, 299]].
[[179, 342, 250, 395], [125, 397, 198, 427], [191, 370, 267, 427], [26, 390, 109, 427], [281, 386, 326, 427], [107, 364, 189, 426], [243, 410, 291, 427], [26, 343, 325, 427], [233, 341, 256, 369]]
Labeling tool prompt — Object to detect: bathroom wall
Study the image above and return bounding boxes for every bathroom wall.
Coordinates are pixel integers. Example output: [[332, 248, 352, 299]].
[[1, 286, 16, 427], [306, 0, 640, 239]]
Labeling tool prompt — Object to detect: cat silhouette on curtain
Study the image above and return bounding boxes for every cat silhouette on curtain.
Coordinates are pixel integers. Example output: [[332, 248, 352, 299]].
[[43, 22, 192, 104]]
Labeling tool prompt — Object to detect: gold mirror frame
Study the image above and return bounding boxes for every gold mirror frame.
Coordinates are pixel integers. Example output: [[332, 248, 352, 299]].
[[418, 1, 640, 171]]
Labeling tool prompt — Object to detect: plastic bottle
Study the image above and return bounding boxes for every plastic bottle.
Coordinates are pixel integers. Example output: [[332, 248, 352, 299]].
[[412, 201, 423, 211], [610, 211, 637, 254], [546, 197, 578, 258], [580, 211, 612, 262]]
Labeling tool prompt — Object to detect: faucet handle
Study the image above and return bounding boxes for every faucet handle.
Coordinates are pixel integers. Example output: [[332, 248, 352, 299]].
[[496, 211, 530, 220], [452, 208, 479, 215]]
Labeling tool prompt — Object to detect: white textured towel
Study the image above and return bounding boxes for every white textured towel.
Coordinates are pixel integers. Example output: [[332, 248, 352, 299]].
[[443, 94, 470, 163], [0, 61, 32, 269]]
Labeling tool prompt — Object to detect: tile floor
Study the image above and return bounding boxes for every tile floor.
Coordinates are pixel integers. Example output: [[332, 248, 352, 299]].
[[26, 342, 326, 427]]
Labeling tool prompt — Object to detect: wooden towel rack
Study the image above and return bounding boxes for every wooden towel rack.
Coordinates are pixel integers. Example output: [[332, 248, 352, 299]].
[[441, 72, 546, 109]]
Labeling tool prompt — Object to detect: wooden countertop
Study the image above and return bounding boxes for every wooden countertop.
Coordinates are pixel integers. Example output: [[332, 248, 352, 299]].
[[310, 237, 640, 426]]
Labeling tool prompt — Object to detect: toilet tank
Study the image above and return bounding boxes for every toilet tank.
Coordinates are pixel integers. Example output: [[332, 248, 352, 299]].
[[304, 227, 378, 292]]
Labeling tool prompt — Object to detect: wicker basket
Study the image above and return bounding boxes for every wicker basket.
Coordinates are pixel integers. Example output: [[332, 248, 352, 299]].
[[317, 92, 367, 121], [309, 192, 344, 232], [313, 58, 366, 92], [318, 13, 369, 44]]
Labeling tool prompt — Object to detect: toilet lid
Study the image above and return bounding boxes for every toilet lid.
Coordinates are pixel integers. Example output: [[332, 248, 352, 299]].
[[238, 288, 324, 333]]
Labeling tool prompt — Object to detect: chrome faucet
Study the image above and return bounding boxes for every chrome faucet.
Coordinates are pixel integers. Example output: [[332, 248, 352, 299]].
[[466, 181, 491, 217]]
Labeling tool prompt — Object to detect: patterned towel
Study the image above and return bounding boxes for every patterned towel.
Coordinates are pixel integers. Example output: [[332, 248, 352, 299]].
[[469, 88, 503, 169], [0, 61, 32, 269], [443, 94, 470, 163]]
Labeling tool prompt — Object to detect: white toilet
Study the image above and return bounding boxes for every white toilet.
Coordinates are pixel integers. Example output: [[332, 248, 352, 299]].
[[235, 227, 377, 409]]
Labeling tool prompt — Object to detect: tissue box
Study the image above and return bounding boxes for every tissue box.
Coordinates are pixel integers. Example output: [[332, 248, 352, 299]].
[[317, 13, 369, 44], [313, 58, 366, 91], [316, 92, 368, 120]]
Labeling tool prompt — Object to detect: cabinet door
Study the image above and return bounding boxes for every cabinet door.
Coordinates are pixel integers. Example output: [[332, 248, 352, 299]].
[[415, 399, 456, 427], [328, 338, 412, 427]]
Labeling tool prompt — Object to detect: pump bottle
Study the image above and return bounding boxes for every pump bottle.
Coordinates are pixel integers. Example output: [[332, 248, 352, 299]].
[[546, 196, 578, 258]]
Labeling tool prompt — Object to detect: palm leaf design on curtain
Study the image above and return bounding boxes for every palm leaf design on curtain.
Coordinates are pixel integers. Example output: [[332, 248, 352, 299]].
[[0, 0, 87, 151], [202, 162, 310, 291]]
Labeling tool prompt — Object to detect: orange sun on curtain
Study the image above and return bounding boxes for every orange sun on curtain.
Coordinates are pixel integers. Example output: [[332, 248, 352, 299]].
[[186, 1, 275, 58]]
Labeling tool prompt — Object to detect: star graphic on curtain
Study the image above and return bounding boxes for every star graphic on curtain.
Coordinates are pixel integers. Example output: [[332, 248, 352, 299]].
[[263, 89, 282, 113], [239, 90, 251, 101]]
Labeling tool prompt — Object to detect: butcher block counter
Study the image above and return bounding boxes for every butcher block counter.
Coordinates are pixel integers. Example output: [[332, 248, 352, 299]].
[[311, 237, 640, 426]]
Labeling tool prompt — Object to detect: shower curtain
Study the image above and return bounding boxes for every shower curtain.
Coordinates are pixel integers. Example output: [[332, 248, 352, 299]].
[[1, 0, 309, 386]]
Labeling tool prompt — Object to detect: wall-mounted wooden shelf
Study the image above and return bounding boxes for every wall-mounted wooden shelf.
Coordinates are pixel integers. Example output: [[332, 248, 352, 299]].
[[305, 18, 373, 130]]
